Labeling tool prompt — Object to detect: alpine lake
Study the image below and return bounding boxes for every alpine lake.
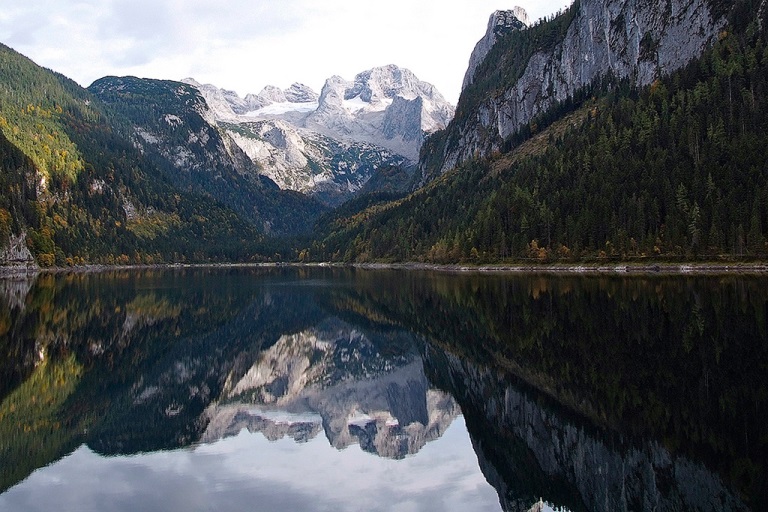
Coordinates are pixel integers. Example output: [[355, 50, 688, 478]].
[[0, 266, 765, 512]]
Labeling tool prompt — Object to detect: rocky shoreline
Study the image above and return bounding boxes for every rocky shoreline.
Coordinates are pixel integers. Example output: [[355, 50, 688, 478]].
[[349, 262, 768, 275], [3, 260, 768, 277]]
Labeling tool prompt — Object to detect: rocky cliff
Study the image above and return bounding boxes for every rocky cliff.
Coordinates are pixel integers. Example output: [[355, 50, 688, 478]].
[[304, 65, 454, 158], [221, 119, 408, 206], [0, 232, 37, 270], [462, 8, 530, 90], [89, 76, 325, 235], [423, 0, 728, 181]]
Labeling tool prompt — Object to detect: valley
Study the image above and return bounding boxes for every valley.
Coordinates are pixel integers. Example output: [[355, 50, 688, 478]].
[[2, 1, 768, 267]]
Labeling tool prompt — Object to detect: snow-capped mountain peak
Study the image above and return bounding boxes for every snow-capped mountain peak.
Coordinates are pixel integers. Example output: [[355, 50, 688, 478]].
[[285, 83, 320, 103], [347, 65, 425, 103], [184, 65, 453, 203], [257, 85, 288, 104]]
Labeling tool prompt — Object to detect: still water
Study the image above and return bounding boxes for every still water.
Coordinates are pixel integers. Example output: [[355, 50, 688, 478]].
[[0, 267, 765, 511]]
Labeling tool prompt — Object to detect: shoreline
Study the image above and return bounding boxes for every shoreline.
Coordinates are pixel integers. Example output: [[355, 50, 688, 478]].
[[3, 260, 768, 277], [349, 262, 768, 275]]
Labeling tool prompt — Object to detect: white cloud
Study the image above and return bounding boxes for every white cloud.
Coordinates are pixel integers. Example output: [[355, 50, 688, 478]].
[[0, 1, 571, 104]]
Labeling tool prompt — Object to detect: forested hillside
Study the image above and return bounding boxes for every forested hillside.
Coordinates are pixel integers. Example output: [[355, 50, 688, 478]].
[[310, 1, 768, 263], [89, 76, 325, 236], [0, 44, 265, 265]]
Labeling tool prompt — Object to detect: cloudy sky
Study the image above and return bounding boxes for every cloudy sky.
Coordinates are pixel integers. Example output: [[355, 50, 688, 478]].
[[0, 1, 570, 105]]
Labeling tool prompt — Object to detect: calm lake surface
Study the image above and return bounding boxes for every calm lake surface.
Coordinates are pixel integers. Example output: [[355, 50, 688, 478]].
[[0, 267, 766, 511]]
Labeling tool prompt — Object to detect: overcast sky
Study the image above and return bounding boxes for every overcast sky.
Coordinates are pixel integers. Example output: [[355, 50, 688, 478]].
[[0, 1, 571, 105]]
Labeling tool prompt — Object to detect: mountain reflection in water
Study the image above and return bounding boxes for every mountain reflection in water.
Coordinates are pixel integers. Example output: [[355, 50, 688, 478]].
[[0, 267, 765, 511], [197, 318, 461, 459]]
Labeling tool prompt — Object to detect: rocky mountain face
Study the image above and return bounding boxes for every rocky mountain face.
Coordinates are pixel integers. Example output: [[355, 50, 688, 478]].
[[0, 233, 36, 270], [304, 65, 454, 156], [462, 8, 530, 90], [185, 65, 452, 204], [221, 119, 409, 207], [89, 76, 251, 179], [421, 0, 728, 182]]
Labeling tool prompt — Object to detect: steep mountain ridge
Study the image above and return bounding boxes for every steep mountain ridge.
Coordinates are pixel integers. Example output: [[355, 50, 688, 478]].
[[88, 76, 325, 234], [462, 7, 530, 91], [422, 0, 728, 182]]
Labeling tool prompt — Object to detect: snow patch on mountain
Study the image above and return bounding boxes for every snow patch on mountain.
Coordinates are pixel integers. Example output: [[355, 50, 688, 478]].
[[222, 119, 408, 206], [245, 101, 319, 117]]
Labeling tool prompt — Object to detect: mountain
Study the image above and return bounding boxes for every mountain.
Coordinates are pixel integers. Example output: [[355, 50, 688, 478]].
[[426, 347, 749, 512], [310, 0, 768, 263], [0, 44, 269, 266], [304, 65, 454, 157], [184, 65, 452, 205], [218, 119, 411, 207], [88, 76, 326, 234], [0, 268, 458, 474], [421, 0, 728, 182], [462, 8, 530, 91], [3, 0, 767, 267]]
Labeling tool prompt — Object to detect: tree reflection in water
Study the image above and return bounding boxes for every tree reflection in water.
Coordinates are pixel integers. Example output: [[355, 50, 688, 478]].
[[0, 268, 765, 511]]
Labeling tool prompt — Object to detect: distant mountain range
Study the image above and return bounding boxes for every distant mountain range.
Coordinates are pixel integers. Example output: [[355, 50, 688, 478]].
[[183, 65, 454, 205]]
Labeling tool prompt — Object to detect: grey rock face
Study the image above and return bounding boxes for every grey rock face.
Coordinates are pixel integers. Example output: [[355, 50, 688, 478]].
[[346, 65, 421, 103], [182, 78, 261, 116], [0, 232, 37, 269], [284, 83, 320, 103], [382, 96, 424, 142], [251, 83, 320, 108], [462, 8, 529, 91], [305, 75, 354, 134], [431, 0, 726, 180], [258, 84, 288, 104], [304, 65, 454, 159], [223, 119, 408, 206]]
